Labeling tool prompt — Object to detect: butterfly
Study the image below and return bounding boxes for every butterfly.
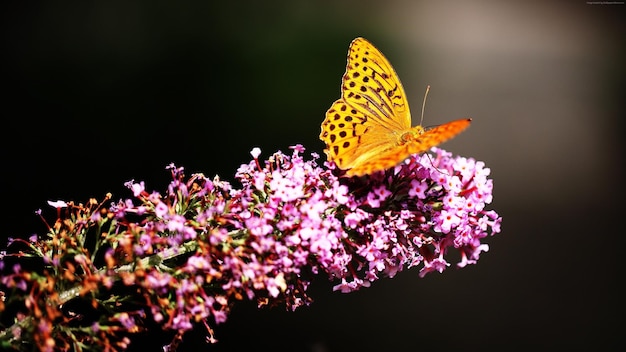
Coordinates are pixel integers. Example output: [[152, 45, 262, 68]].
[[320, 37, 472, 177]]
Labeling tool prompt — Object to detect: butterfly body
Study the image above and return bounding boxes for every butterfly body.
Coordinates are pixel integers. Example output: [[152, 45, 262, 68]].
[[320, 37, 471, 177]]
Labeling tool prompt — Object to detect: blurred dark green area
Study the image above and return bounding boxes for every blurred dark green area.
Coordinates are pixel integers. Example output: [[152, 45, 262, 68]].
[[1, 1, 625, 351], [1, 2, 365, 202]]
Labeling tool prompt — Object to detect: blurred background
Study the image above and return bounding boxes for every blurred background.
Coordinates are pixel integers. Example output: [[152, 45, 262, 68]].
[[1, 1, 624, 351]]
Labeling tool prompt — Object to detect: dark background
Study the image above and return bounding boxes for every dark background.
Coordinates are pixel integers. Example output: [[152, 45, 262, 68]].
[[2, 1, 624, 351]]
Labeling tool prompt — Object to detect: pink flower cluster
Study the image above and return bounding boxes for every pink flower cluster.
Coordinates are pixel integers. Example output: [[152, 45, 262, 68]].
[[0, 145, 501, 351], [230, 145, 502, 297]]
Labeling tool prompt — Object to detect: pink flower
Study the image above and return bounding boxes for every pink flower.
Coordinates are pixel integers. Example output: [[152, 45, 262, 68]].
[[250, 147, 262, 159], [47, 200, 67, 208]]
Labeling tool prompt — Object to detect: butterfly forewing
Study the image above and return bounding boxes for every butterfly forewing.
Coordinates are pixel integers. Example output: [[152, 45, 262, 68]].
[[344, 118, 471, 176], [341, 38, 411, 131], [406, 119, 472, 155]]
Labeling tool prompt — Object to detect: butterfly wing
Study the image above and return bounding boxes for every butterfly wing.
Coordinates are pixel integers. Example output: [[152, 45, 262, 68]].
[[320, 37, 412, 172], [321, 99, 403, 172], [340, 37, 411, 131], [406, 118, 472, 155], [344, 118, 472, 176]]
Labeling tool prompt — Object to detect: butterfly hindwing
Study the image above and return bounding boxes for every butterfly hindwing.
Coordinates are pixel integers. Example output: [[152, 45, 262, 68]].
[[320, 100, 399, 171]]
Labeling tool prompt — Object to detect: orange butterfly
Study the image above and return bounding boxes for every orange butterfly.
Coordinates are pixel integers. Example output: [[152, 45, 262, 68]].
[[320, 37, 471, 177]]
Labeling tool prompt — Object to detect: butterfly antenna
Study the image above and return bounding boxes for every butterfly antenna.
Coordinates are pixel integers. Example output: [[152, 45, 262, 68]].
[[420, 86, 448, 174], [420, 85, 430, 126]]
